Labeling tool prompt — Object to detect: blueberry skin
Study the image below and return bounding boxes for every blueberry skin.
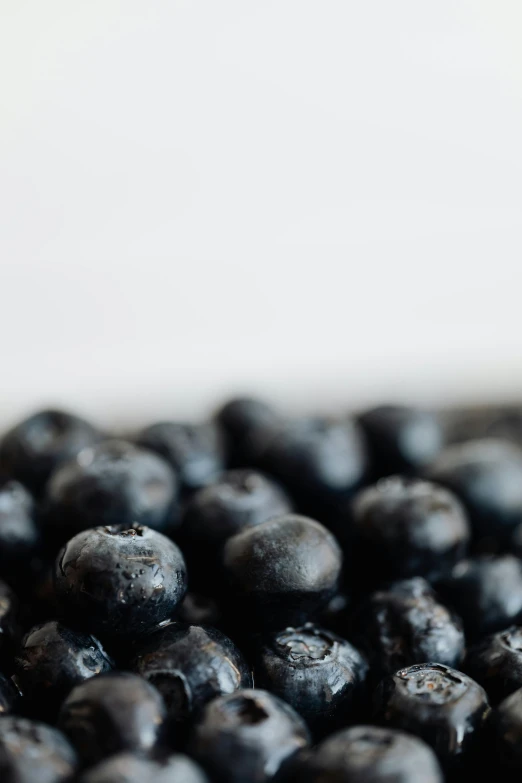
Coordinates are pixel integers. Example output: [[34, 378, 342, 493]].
[[0, 409, 100, 495], [189, 688, 310, 783], [466, 627, 522, 705], [443, 405, 522, 446], [79, 752, 210, 783], [358, 405, 444, 478], [14, 621, 114, 716], [222, 514, 343, 628], [58, 672, 166, 767], [131, 623, 252, 723], [180, 470, 292, 582], [356, 578, 465, 678], [260, 416, 368, 513], [0, 673, 19, 715], [426, 438, 522, 545], [215, 397, 283, 468], [136, 421, 224, 494], [374, 663, 490, 768], [283, 725, 443, 783], [45, 440, 179, 544], [350, 477, 470, 585], [54, 524, 187, 640], [253, 623, 368, 733], [0, 580, 19, 668], [437, 556, 522, 639], [0, 479, 41, 586], [0, 716, 78, 783], [490, 686, 522, 770]]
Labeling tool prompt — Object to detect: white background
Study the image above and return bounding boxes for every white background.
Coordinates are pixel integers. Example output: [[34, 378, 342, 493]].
[[1, 1, 521, 428]]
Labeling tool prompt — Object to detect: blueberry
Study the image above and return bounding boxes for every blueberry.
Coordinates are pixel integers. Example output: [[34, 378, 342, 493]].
[[131, 623, 252, 723], [466, 627, 522, 705], [222, 514, 343, 628], [444, 405, 522, 446], [136, 421, 224, 494], [350, 477, 469, 585], [0, 580, 19, 668], [358, 404, 444, 478], [426, 438, 522, 546], [259, 416, 368, 516], [437, 556, 522, 639], [54, 524, 187, 640], [0, 479, 40, 586], [215, 397, 283, 468], [44, 440, 179, 545], [283, 725, 443, 783], [0, 409, 100, 494], [0, 673, 19, 714], [253, 623, 367, 733], [79, 752, 210, 783], [355, 577, 465, 678], [180, 470, 291, 586], [489, 686, 522, 770], [0, 716, 78, 783], [58, 671, 166, 766], [189, 688, 310, 783], [374, 663, 489, 767], [14, 621, 113, 717], [177, 592, 222, 627]]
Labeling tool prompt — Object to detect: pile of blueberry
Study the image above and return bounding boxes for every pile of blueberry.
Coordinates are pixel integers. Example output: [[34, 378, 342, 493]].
[[3, 401, 522, 781]]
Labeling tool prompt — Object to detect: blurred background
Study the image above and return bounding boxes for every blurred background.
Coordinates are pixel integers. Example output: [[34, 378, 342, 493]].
[[1, 1, 521, 428]]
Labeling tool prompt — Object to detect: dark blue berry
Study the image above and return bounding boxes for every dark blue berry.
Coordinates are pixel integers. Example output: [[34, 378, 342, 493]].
[[466, 626, 522, 705], [0, 409, 100, 495], [283, 725, 443, 783], [131, 622, 252, 723], [259, 416, 368, 516], [45, 440, 179, 545], [58, 671, 166, 766], [358, 404, 443, 478], [489, 686, 522, 770], [253, 623, 367, 733], [136, 421, 224, 494], [374, 663, 489, 768], [0, 673, 19, 715], [14, 621, 113, 717], [222, 514, 343, 628], [0, 479, 40, 587], [0, 716, 78, 783], [215, 397, 282, 468], [180, 470, 291, 588], [350, 477, 469, 585], [54, 524, 187, 640], [79, 752, 210, 783], [189, 688, 310, 783], [355, 577, 465, 678], [426, 438, 522, 546], [437, 556, 522, 639], [443, 405, 522, 445]]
